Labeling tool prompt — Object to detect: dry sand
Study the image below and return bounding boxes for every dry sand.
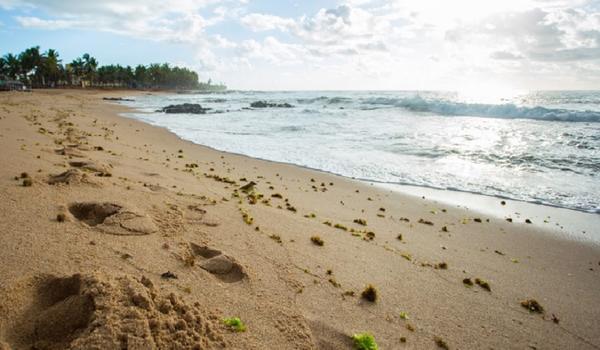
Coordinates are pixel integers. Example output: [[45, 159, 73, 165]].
[[0, 89, 598, 349]]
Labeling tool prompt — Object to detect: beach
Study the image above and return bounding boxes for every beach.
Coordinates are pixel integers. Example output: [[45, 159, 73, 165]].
[[0, 89, 599, 349]]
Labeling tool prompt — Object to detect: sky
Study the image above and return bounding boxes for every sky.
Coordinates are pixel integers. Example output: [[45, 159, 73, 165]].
[[0, 0, 599, 91]]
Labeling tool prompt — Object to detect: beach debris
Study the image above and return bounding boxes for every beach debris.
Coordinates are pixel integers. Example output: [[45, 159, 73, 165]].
[[434, 336, 449, 349], [494, 250, 505, 255], [56, 213, 66, 222], [103, 97, 134, 101], [463, 278, 473, 286], [269, 234, 282, 243], [501, 201, 506, 205], [223, 317, 246, 332], [161, 271, 178, 279], [406, 323, 415, 332], [361, 284, 378, 302], [328, 278, 341, 288], [22, 177, 33, 186], [551, 314, 560, 324], [475, 278, 491, 291], [351, 333, 378, 350], [20, 172, 29, 179], [418, 218, 433, 225], [400, 337, 407, 343], [353, 218, 367, 226], [310, 236, 324, 246], [250, 101, 294, 108], [396, 234, 403, 241], [506, 218, 513, 222], [441, 226, 449, 232], [399, 217, 410, 222], [239, 181, 256, 193], [473, 218, 482, 223], [525, 219, 532, 224], [271, 193, 283, 198], [435, 262, 448, 270], [160, 103, 211, 114], [521, 299, 544, 313]]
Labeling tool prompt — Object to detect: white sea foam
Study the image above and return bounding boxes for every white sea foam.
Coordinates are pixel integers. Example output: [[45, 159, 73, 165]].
[[121, 90, 600, 213]]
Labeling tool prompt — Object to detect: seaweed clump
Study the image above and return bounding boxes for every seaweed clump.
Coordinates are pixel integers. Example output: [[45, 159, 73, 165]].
[[434, 336, 449, 349], [353, 218, 367, 226], [521, 299, 544, 313], [352, 333, 378, 350], [475, 278, 491, 291], [310, 236, 324, 246], [361, 284, 378, 302], [223, 317, 247, 332]]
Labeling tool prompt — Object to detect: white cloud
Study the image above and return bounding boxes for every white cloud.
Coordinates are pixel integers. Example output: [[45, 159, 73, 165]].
[[240, 13, 295, 32]]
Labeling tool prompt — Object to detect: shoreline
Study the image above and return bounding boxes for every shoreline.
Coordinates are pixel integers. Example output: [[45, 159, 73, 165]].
[[119, 103, 600, 244], [1, 89, 599, 349]]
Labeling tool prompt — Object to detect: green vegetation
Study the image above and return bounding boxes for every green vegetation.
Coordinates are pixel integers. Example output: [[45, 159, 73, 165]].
[[223, 317, 247, 332], [521, 299, 544, 313], [352, 333, 378, 350], [353, 218, 367, 226], [0, 46, 223, 90], [310, 235, 324, 246]]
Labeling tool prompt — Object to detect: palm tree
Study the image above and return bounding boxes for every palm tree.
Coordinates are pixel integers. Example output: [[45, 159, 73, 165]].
[[82, 53, 98, 87], [70, 58, 85, 87], [19, 46, 42, 86], [41, 49, 61, 87], [3, 53, 21, 80]]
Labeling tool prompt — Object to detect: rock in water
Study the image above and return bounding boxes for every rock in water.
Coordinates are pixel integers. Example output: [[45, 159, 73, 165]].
[[159, 103, 211, 114], [250, 101, 294, 108]]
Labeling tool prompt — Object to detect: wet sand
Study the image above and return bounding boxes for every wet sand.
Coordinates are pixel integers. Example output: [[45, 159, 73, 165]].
[[0, 89, 599, 349]]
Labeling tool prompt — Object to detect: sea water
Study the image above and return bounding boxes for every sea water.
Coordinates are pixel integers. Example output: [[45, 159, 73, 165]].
[[122, 90, 600, 214]]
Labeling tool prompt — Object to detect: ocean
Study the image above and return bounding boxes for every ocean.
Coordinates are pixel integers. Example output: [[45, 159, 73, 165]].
[[121, 90, 600, 214]]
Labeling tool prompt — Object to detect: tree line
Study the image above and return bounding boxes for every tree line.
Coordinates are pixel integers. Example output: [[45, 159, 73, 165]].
[[0, 46, 219, 90]]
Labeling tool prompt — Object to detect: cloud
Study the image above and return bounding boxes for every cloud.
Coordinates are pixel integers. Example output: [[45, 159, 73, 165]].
[[7, 0, 239, 42], [490, 51, 524, 60], [15, 16, 77, 29], [240, 13, 295, 32]]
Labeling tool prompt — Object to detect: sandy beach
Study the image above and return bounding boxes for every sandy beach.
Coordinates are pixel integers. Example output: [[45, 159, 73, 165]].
[[0, 89, 598, 349]]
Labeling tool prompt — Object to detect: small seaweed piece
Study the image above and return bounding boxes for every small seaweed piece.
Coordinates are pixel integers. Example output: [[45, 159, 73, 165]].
[[361, 284, 378, 302], [418, 218, 433, 225], [223, 317, 247, 332], [521, 299, 544, 313], [436, 262, 448, 270], [473, 218, 482, 223], [475, 278, 491, 291], [525, 219, 532, 224], [399, 311, 409, 320], [441, 226, 449, 232], [396, 234, 403, 241], [353, 218, 367, 226], [311, 236, 324, 246], [462, 278, 473, 286], [22, 178, 33, 187], [56, 213, 66, 222], [352, 333, 378, 350], [161, 271, 178, 279], [434, 336, 449, 349]]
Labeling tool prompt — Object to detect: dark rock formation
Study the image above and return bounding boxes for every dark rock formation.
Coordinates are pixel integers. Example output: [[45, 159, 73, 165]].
[[159, 103, 212, 114], [250, 101, 294, 108]]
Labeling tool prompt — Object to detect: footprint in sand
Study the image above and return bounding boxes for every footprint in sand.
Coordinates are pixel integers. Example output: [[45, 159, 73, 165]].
[[68, 160, 109, 174], [190, 243, 246, 283], [68, 201, 158, 235], [3, 274, 94, 349], [54, 145, 86, 158], [1, 274, 227, 349], [47, 169, 94, 185]]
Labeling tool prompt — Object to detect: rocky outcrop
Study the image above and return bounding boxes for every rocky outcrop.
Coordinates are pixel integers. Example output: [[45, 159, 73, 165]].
[[159, 103, 211, 114], [250, 101, 294, 108]]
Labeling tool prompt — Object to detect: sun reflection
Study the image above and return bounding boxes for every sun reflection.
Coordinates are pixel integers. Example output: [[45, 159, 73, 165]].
[[456, 84, 525, 104]]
